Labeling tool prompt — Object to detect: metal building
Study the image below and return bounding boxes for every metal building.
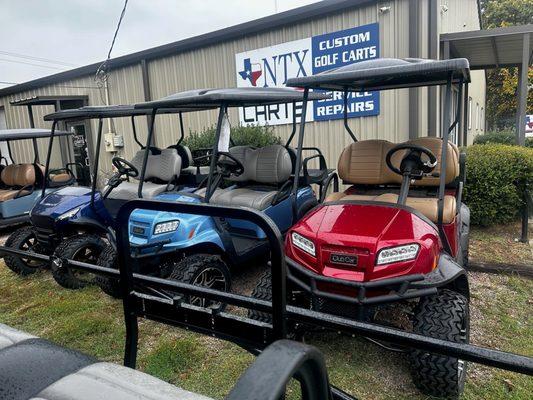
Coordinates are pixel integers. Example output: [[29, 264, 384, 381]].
[[0, 0, 485, 182]]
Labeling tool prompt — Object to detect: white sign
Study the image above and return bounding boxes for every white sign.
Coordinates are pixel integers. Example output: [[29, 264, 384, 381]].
[[235, 23, 380, 126]]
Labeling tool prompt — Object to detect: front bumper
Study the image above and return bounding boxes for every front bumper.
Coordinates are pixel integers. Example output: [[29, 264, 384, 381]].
[[286, 253, 465, 307]]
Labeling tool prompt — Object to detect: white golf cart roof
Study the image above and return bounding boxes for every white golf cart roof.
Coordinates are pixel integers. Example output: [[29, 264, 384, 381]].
[[134, 87, 328, 109], [287, 58, 470, 91], [0, 128, 72, 141]]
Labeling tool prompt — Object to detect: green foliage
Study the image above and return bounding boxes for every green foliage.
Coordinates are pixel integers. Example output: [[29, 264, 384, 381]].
[[464, 144, 533, 226], [182, 124, 282, 151], [474, 130, 533, 147]]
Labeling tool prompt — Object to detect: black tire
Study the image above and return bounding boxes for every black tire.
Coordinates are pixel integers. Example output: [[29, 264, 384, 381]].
[[248, 271, 272, 323], [95, 245, 122, 299], [169, 254, 231, 311], [3, 226, 48, 276], [409, 289, 470, 399], [51, 234, 106, 289]]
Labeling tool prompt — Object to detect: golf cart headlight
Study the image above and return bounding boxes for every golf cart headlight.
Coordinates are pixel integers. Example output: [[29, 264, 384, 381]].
[[57, 207, 80, 221], [153, 220, 180, 235], [376, 243, 420, 265], [291, 232, 315, 256]]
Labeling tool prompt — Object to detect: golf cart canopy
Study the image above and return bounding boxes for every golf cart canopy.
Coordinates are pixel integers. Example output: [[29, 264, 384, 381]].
[[134, 87, 328, 109], [0, 128, 72, 141], [43, 104, 214, 122], [287, 58, 470, 92]]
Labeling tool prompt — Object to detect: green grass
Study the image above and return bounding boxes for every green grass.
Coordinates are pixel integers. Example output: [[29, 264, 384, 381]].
[[0, 264, 531, 399]]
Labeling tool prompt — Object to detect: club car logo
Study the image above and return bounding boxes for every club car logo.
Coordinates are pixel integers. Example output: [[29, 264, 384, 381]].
[[329, 253, 358, 266], [235, 23, 380, 126]]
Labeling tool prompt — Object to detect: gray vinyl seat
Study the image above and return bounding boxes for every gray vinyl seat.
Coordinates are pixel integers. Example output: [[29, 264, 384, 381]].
[[108, 148, 182, 200], [196, 145, 292, 210], [0, 323, 211, 400]]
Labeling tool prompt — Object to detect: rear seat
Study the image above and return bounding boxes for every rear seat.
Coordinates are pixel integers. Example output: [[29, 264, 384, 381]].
[[0, 164, 38, 201], [0, 323, 210, 400], [326, 137, 460, 224]]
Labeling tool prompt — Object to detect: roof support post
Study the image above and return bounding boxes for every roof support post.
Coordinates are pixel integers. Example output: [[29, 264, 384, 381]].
[[408, 0, 420, 139], [462, 83, 469, 146], [427, 0, 439, 137], [140, 59, 153, 140], [516, 33, 530, 146]]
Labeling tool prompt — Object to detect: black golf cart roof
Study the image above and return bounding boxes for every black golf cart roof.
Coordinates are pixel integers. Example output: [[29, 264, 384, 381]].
[[134, 87, 328, 109], [43, 104, 215, 122], [10, 95, 86, 107], [0, 128, 72, 141], [286, 58, 470, 92]]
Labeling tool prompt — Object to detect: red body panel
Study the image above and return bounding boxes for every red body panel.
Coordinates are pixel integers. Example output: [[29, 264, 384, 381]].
[[286, 203, 444, 283]]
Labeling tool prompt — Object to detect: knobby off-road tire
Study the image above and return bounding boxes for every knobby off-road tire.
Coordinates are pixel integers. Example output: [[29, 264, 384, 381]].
[[95, 245, 122, 299], [409, 289, 470, 399], [51, 234, 106, 290], [248, 270, 272, 323], [4, 226, 48, 276], [169, 254, 231, 311]]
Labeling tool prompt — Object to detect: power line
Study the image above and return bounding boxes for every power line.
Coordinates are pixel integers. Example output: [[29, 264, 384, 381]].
[[0, 81, 19, 85], [0, 58, 66, 70], [0, 50, 77, 67]]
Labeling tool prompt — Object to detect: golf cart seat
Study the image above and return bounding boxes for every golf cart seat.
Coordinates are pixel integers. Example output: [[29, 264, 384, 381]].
[[196, 145, 292, 210], [168, 143, 210, 178], [108, 148, 182, 200], [0, 323, 211, 400], [326, 138, 460, 224], [0, 164, 39, 201]]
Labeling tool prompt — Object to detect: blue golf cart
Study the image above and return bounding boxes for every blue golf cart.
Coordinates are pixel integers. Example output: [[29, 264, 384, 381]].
[[96, 87, 329, 300], [0, 128, 75, 228], [4, 105, 208, 282]]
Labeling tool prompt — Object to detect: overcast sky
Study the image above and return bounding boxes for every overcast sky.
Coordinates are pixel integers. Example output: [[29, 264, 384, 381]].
[[0, 0, 319, 88]]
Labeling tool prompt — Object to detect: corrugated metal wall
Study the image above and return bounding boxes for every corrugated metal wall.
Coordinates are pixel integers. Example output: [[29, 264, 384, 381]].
[[148, 0, 412, 170], [0, 0, 485, 177]]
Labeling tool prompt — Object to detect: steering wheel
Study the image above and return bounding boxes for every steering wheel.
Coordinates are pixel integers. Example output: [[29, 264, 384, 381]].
[[385, 144, 437, 178], [112, 156, 139, 178], [216, 152, 245, 177]]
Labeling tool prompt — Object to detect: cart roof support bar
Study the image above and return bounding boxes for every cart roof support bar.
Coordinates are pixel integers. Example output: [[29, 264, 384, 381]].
[[343, 90, 357, 142], [137, 109, 157, 198], [41, 121, 57, 198], [90, 118, 104, 207]]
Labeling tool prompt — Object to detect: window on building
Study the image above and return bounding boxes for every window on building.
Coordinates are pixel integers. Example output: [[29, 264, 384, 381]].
[[468, 97, 472, 130], [480, 107, 484, 131]]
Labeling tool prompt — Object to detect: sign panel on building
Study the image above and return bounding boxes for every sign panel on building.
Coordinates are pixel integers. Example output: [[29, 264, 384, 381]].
[[235, 23, 379, 126]]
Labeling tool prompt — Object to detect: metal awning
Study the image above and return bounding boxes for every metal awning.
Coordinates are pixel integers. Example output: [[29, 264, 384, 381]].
[[441, 25, 532, 147], [440, 25, 533, 70]]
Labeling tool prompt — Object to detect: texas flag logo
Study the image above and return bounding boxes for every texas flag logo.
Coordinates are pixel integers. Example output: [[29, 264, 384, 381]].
[[238, 58, 262, 86]]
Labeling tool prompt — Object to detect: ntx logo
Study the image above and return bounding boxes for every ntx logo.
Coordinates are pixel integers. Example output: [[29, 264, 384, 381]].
[[238, 49, 309, 87]]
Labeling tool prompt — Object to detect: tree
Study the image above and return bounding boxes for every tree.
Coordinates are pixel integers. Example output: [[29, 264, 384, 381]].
[[479, 0, 533, 130]]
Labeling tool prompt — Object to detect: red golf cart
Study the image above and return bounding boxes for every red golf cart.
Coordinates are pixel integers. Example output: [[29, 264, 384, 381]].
[[251, 58, 471, 399]]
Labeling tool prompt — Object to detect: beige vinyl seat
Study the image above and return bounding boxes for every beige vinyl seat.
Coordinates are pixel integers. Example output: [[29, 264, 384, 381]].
[[195, 145, 293, 210], [326, 137, 460, 224], [0, 164, 39, 201], [107, 148, 182, 200]]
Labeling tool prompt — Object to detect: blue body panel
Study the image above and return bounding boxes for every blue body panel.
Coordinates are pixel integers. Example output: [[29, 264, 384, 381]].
[[0, 188, 63, 223], [129, 186, 316, 254], [31, 186, 113, 229]]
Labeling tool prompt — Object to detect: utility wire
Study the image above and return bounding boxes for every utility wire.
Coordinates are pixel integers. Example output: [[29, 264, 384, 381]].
[[0, 58, 66, 70], [94, 0, 129, 131], [0, 50, 77, 67], [0, 81, 19, 85]]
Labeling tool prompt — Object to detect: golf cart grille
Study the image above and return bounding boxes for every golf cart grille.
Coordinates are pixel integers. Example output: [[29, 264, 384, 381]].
[[30, 215, 57, 248]]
